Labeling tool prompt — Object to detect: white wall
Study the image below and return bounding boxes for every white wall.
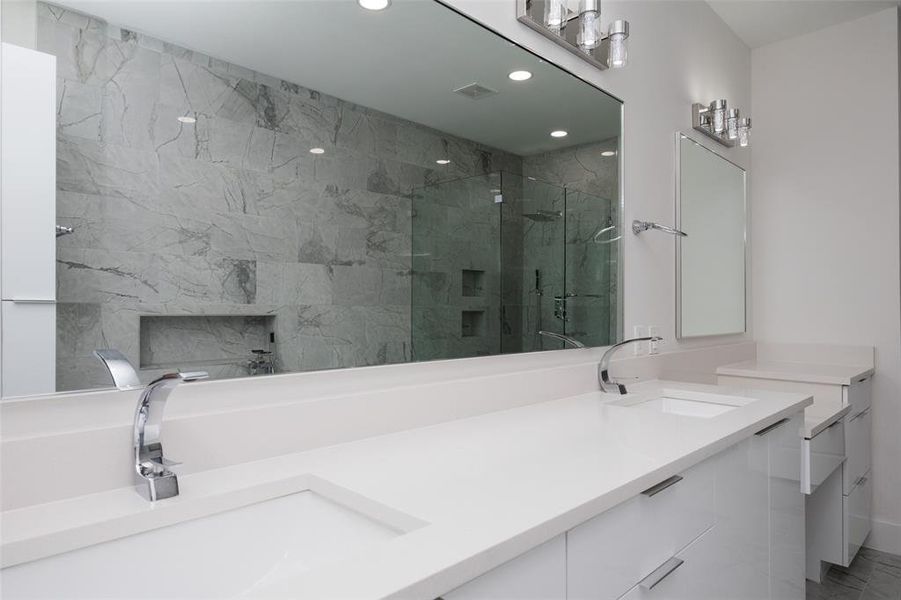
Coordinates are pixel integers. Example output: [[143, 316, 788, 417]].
[[443, 0, 752, 348], [0, 0, 36, 49], [751, 8, 901, 554]]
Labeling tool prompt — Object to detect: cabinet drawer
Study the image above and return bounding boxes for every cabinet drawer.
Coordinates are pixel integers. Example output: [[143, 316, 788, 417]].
[[842, 470, 872, 567], [567, 458, 715, 600], [843, 407, 871, 495], [801, 418, 844, 494], [845, 377, 872, 415], [442, 535, 565, 600], [617, 527, 717, 600]]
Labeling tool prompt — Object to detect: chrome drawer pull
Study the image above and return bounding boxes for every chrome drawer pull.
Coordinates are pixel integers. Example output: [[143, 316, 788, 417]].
[[8, 298, 55, 304], [755, 418, 789, 436], [641, 475, 683, 497], [639, 557, 685, 590], [857, 476, 868, 487]]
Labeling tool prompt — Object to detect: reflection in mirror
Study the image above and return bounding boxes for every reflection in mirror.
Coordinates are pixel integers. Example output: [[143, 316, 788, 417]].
[[676, 134, 746, 338], [23, 0, 622, 395]]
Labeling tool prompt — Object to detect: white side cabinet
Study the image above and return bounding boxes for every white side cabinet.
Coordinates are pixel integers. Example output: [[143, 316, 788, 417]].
[[0, 43, 57, 397], [718, 370, 873, 580], [440, 535, 565, 600]]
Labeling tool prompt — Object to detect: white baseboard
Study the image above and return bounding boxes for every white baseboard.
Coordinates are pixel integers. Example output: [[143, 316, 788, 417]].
[[866, 518, 901, 555]]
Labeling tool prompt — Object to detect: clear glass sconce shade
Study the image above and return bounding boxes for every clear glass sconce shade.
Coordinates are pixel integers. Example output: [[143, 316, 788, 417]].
[[607, 20, 629, 68], [727, 109, 740, 140], [738, 117, 751, 147], [579, 10, 602, 49], [711, 99, 727, 134], [577, 0, 602, 50], [544, 0, 568, 33]]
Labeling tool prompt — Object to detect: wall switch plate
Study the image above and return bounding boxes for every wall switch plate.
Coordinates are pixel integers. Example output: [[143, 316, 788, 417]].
[[633, 326, 647, 355]]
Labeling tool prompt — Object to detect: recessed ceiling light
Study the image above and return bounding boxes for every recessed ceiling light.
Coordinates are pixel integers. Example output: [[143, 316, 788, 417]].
[[508, 70, 533, 81], [601, 150, 616, 157], [550, 130, 568, 138], [358, 0, 390, 10], [436, 159, 451, 165], [177, 115, 196, 124], [309, 147, 325, 155]]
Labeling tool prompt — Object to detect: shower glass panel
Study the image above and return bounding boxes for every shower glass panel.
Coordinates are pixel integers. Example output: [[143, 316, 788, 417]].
[[520, 177, 566, 353], [411, 173, 503, 362], [411, 171, 619, 361], [561, 188, 618, 348]]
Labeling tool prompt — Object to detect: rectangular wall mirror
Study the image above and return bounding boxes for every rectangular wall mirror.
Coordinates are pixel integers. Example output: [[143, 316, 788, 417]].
[[676, 133, 746, 338], [5, 0, 624, 397]]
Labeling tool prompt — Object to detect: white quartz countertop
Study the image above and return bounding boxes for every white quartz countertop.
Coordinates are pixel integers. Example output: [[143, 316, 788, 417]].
[[717, 360, 874, 386], [0, 380, 811, 600], [803, 403, 852, 438]]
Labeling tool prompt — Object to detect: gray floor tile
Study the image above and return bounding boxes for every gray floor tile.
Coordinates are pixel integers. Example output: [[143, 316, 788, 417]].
[[809, 549, 901, 600]]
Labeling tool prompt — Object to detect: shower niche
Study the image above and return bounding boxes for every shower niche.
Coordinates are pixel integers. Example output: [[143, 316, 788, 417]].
[[411, 171, 620, 362]]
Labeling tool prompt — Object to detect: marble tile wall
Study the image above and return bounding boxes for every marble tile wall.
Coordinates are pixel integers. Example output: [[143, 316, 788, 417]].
[[40, 2, 522, 390]]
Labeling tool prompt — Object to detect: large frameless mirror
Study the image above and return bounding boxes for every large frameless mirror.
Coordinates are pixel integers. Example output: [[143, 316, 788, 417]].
[[9, 0, 623, 397], [676, 134, 747, 338]]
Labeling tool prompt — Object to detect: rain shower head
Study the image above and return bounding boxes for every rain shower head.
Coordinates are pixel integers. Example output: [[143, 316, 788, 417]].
[[522, 210, 563, 222]]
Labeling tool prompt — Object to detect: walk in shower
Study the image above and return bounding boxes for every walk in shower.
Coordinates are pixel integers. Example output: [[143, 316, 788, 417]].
[[411, 171, 621, 362]]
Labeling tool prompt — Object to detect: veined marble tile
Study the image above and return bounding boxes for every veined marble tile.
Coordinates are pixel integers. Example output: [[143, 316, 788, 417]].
[[332, 265, 411, 307], [159, 54, 236, 116], [57, 135, 160, 199], [99, 44, 160, 150], [207, 212, 299, 262], [57, 248, 257, 305], [256, 262, 334, 306], [56, 79, 102, 141], [56, 302, 103, 359]]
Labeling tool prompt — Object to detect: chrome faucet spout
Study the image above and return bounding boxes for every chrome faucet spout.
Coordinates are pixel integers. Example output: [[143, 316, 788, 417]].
[[133, 371, 207, 501], [538, 330, 586, 349], [598, 336, 663, 394], [93, 349, 141, 390]]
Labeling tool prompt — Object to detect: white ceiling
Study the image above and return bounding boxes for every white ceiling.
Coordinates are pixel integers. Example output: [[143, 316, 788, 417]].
[[50, 0, 621, 156], [707, 0, 899, 48]]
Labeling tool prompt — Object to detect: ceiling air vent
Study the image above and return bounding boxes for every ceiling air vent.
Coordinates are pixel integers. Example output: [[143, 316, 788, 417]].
[[453, 82, 498, 100]]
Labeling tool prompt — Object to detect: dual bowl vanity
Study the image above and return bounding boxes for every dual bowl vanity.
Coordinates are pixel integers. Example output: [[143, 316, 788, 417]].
[[2, 376, 814, 599]]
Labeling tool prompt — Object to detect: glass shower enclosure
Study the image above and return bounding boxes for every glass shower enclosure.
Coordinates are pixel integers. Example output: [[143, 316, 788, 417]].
[[410, 171, 620, 362]]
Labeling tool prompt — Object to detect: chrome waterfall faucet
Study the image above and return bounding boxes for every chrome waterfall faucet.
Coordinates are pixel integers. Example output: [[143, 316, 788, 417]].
[[94, 349, 142, 390], [133, 371, 208, 501], [598, 337, 663, 394]]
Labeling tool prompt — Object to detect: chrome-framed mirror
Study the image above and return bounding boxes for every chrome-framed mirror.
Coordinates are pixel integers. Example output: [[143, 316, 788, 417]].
[[675, 133, 747, 339]]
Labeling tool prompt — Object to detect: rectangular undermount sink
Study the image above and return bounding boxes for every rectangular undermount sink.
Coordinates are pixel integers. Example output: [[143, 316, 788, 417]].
[[2, 478, 424, 599], [609, 389, 756, 419]]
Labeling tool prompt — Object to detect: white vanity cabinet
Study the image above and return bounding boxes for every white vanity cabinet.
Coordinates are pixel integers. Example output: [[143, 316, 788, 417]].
[[440, 420, 806, 600], [440, 535, 565, 600], [762, 414, 806, 600], [567, 420, 801, 600], [0, 43, 57, 397]]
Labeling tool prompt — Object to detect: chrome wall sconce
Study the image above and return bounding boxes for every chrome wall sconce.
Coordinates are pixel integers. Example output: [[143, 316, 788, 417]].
[[517, 0, 631, 71], [691, 100, 751, 148]]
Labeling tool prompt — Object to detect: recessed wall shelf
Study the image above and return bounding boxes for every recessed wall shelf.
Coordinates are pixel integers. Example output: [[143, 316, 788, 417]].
[[461, 310, 485, 338], [462, 270, 486, 297], [139, 315, 274, 369]]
